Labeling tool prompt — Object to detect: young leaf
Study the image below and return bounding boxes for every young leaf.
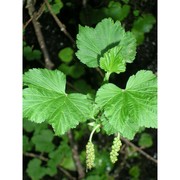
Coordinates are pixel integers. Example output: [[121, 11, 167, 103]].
[[23, 68, 92, 135], [100, 46, 126, 74], [76, 18, 136, 68], [96, 70, 157, 139]]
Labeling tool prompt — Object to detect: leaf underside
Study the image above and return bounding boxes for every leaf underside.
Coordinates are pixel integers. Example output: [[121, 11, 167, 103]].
[[96, 70, 157, 140]]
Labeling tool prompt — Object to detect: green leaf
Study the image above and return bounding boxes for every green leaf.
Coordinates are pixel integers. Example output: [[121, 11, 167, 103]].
[[73, 80, 95, 94], [47, 141, 74, 176], [132, 14, 156, 45], [23, 68, 92, 135], [23, 46, 32, 59], [32, 50, 41, 59], [133, 14, 156, 33], [23, 119, 36, 132], [96, 70, 157, 139], [58, 63, 85, 79], [105, 2, 130, 21], [122, 0, 129, 4], [138, 133, 153, 148], [51, 0, 63, 14], [58, 47, 74, 63], [133, 10, 140, 17], [69, 63, 85, 78], [31, 129, 55, 153], [100, 46, 126, 74], [48, 141, 75, 172], [80, 1, 130, 26], [76, 18, 136, 67], [23, 46, 42, 61], [131, 29, 145, 45], [23, 68, 66, 93], [26, 159, 47, 180], [129, 165, 140, 178], [23, 135, 33, 152]]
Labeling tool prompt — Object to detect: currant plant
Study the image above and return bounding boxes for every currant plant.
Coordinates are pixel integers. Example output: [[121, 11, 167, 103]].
[[23, 18, 157, 170]]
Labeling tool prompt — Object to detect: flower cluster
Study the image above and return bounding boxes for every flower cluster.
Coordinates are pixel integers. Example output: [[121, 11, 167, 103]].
[[110, 137, 122, 163], [86, 141, 95, 170]]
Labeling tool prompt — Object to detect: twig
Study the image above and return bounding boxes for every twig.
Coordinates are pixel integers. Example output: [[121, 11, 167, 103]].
[[23, 17, 33, 30], [24, 152, 48, 161], [121, 137, 157, 164], [27, 0, 54, 69], [44, 0, 75, 44], [24, 152, 76, 180], [67, 81, 82, 93], [24, 2, 45, 30], [68, 130, 85, 179], [95, 67, 104, 78]]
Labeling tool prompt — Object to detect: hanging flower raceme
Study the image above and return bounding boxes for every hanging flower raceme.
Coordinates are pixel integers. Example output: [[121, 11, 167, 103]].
[[110, 135, 122, 163], [86, 141, 95, 170]]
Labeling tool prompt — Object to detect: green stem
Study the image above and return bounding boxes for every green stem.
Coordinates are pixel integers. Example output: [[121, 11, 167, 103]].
[[103, 72, 111, 83], [89, 124, 101, 142], [117, 132, 120, 139]]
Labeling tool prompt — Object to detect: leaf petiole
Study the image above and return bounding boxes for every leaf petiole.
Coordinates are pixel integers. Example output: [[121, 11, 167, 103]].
[[103, 72, 111, 83]]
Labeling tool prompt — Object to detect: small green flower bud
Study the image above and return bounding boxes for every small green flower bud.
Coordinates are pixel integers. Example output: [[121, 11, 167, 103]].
[[110, 137, 122, 163], [86, 141, 95, 170]]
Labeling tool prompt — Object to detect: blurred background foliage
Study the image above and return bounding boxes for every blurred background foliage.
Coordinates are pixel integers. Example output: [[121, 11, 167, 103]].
[[23, 0, 157, 179]]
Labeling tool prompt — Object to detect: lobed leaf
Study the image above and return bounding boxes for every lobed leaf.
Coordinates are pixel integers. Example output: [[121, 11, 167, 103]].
[[100, 46, 126, 74], [95, 70, 157, 139], [26, 159, 47, 180], [23, 69, 92, 135], [76, 18, 136, 68], [31, 129, 55, 153]]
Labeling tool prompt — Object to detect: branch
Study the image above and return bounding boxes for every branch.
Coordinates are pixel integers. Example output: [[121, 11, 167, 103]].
[[24, 2, 45, 30], [67, 130, 85, 179], [44, 0, 75, 45], [24, 152, 76, 180], [95, 67, 104, 78], [26, 0, 54, 69], [120, 137, 157, 164]]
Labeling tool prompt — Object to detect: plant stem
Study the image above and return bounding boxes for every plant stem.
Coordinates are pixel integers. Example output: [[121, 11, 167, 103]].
[[117, 132, 120, 139], [89, 124, 101, 142], [103, 72, 111, 83]]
